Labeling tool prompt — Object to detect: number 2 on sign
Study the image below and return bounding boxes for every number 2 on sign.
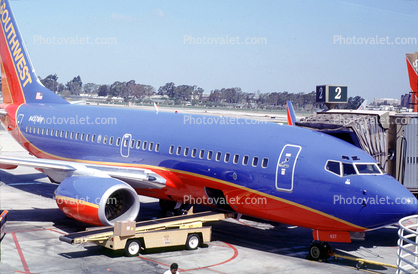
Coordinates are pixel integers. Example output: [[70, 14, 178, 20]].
[[335, 87, 341, 99]]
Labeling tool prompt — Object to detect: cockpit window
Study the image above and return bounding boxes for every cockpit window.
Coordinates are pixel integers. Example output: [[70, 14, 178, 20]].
[[326, 161, 341, 176], [355, 164, 381, 174], [343, 163, 356, 176]]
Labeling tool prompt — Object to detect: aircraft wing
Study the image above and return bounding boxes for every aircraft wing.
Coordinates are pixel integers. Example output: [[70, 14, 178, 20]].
[[0, 155, 167, 189]]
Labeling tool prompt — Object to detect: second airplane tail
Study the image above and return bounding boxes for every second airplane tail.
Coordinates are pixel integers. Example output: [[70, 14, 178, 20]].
[[0, 0, 68, 105], [406, 52, 418, 112], [286, 101, 297, 126]]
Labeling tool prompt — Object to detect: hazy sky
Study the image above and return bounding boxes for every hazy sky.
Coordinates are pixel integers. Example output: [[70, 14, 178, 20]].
[[10, 0, 418, 102]]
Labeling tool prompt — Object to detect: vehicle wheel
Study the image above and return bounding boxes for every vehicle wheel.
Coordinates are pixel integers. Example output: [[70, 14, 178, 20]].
[[159, 199, 176, 211], [186, 234, 201, 250], [125, 239, 141, 257], [309, 242, 322, 260], [309, 242, 330, 260]]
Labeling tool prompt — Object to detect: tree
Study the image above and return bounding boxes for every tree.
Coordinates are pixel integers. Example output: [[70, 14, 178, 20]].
[[39, 74, 59, 93], [83, 83, 99, 94], [66, 76, 82, 95], [97, 85, 109, 97], [158, 82, 176, 97]]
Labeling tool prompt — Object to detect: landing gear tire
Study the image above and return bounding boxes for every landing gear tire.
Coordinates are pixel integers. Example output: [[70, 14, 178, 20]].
[[186, 234, 201, 250], [309, 241, 331, 261], [125, 239, 141, 257]]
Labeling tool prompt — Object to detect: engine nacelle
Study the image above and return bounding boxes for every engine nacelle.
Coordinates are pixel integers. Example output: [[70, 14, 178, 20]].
[[55, 176, 140, 226]]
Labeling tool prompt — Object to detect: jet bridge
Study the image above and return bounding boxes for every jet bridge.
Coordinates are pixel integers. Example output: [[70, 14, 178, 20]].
[[296, 110, 418, 194]]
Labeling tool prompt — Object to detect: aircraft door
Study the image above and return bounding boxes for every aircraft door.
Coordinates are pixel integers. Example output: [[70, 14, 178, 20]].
[[16, 114, 24, 144], [120, 133, 132, 158], [275, 144, 302, 192]]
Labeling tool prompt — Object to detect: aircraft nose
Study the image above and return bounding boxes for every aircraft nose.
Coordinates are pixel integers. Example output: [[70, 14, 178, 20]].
[[375, 175, 418, 223]]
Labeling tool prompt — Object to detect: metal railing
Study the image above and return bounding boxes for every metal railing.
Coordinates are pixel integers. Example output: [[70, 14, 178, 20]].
[[397, 215, 418, 274]]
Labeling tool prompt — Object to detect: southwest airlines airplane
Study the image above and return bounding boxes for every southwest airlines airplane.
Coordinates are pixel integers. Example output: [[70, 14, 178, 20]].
[[0, 0, 416, 260]]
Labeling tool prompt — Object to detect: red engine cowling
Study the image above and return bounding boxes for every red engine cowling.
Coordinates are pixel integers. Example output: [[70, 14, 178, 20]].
[[55, 176, 140, 226]]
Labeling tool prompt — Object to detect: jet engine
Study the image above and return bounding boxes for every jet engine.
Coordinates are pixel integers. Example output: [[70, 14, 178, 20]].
[[55, 176, 140, 226]]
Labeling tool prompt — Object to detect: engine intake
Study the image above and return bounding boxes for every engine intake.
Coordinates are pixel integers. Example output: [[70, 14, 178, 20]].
[[55, 176, 140, 226]]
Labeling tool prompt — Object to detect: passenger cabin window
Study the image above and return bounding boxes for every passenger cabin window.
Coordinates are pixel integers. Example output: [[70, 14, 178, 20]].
[[42, 128, 45, 135], [242, 155, 249, 165], [155, 143, 160, 152], [233, 154, 239, 164], [176, 146, 182, 155], [116, 137, 121, 146], [65, 131, 69, 138], [109, 136, 114, 145], [25, 125, 28, 132], [142, 141, 148, 150], [46, 128, 50, 135], [224, 153, 231, 163], [86, 133, 90, 141], [37, 128, 40, 134], [130, 139, 135, 148], [343, 163, 356, 176], [207, 150, 213, 160], [29, 126, 32, 133], [55, 130, 59, 137], [136, 140, 141, 149], [123, 138, 128, 147], [70, 131, 74, 139], [199, 149, 205, 159], [149, 142, 154, 151], [216, 152, 222, 161], [103, 135, 108, 144], [326, 161, 341, 176], [252, 157, 259, 167], [92, 134, 96, 142], [184, 147, 189, 156], [355, 164, 381, 174], [50, 129, 55, 136], [169, 145, 174, 154], [75, 132, 80, 140], [60, 130, 64, 137], [97, 135, 102, 143], [191, 148, 197, 158], [262, 158, 268, 168]]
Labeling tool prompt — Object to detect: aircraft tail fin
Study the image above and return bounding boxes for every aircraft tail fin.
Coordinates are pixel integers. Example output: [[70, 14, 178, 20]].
[[286, 101, 297, 126], [154, 102, 159, 114], [357, 99, 367, 110], [0, 0, 68, 105], [406, 52, 418, 112]]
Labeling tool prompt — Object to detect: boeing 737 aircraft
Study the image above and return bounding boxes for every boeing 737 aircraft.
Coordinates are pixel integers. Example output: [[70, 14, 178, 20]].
[[0, 0, 417, 260]]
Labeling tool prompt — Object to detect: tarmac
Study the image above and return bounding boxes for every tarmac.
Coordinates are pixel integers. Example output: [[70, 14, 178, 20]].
[[0, 116, 403, 274]]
